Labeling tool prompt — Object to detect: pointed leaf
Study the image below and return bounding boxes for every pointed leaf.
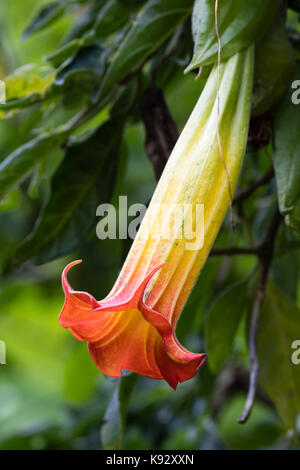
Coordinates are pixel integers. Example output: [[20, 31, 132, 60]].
[[186, 0, 280, 72], [0, 188, 20, 213], [45, 39, 84, 68], [11, 117, 125, 266], [257, 281, 300, 430], [63, 1, 107, 42], [0, 65, 54, 115], [0, 128, 69, 199], [251, 21, 295, 116], [98, 0, 193, 98], [273, 63, 300, 235], [94, 0, 131, 39], [4, 65, 54, 100], [22, 1, 72, 39], [101, 374, 138, 450], [206, 276, 252, 373], [55, 45, 108, 90]]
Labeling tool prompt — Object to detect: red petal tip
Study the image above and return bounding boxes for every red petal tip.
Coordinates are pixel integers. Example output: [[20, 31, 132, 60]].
[[61, 259, 83, 293]]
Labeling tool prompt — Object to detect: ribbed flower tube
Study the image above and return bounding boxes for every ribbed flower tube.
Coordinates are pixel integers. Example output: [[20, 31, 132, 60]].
[[59, 45, 254, 389]]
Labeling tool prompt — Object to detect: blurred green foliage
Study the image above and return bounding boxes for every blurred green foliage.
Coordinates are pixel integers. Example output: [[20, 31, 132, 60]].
[[0, 0, 300, 451]]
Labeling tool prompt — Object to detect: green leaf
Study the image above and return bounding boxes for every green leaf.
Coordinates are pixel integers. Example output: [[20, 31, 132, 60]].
[[205, 276, 252, 373], [272, 63, 300, 236], [270, 251, 299, 301], [28, 149, 64, 203], [0, 93, 44, 115], [217, 394, 282, 450], [54, 45, 108, 91], [63, 1, 107, 42], [11, 117, 125, 266], [186, 0, 280, 72], [94, 0, 131, 39], [98, 0, 193, 98], [101, 374, 138, 450], [0, 188, 20, 213], [0, 128, 69, 199], [45, 0, 127, 69], [251, 21, 295, 116], [257, 280, 300, 429], [0, 65, 54, 115], [177, 259, 219, 342], [22, 0, 73, 39], [4, 65, 54, 100], [45, 39, 84, 68], [277, 225, 300, 256]]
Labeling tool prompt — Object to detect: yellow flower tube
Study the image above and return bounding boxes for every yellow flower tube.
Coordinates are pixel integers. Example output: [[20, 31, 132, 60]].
[[59, 45, 254, 389]]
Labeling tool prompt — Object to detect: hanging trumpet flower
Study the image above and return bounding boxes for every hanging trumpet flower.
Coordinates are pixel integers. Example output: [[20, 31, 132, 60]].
[[59, 45, 254, 389]]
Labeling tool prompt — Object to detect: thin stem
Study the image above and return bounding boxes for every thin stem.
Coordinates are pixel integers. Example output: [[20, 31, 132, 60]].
[[237, 277, 264, 424], [234, 167, 274, 205], [210, 246, 258, 256], [215, 0, 234, 227], [210, 205, 281, 260], [238, 208, 282, 424]]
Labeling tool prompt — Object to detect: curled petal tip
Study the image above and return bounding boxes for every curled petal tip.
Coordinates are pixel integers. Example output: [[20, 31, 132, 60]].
[[62, 259, 83, 293], [197, 354, 208, 371], [59, 259, 100, 333], [65, 259, 83, 270]]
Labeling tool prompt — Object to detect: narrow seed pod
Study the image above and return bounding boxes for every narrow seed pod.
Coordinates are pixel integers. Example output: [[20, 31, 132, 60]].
[[59, 45, 254, 389]]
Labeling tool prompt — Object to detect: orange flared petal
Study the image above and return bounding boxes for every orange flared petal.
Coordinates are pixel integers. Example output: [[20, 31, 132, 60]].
[[59, 260, 207, 389]]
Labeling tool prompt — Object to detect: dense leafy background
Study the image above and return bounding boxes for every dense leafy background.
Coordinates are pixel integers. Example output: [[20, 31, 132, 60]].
[[0, 0, 300, 450]]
